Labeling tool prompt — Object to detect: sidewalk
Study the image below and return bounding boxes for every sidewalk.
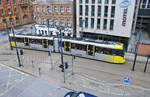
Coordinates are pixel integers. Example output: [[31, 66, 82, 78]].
[[126, 52, 148, 63]]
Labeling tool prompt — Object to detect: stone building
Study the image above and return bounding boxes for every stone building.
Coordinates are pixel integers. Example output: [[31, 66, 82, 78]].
[[0, 0, 35, 30], [32, 0, 75, 36]]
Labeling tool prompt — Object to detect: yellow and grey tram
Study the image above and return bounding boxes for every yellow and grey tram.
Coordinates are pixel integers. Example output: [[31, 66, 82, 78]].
[[9, 34, 125, 63]]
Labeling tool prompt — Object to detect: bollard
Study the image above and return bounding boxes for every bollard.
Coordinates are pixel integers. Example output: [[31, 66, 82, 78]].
[[38, 67, 41, 76], [32, 60, 34, 68]]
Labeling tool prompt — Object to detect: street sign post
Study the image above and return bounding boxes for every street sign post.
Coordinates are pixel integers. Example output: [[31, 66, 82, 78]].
[[144, 54, 150, 72], [123, 77, 130, 97], [124, 77, 130, 84]]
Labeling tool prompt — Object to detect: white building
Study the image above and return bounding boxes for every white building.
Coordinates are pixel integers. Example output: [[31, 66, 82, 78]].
[[76, 0, 136, 47], [34, 24, 73, 37]]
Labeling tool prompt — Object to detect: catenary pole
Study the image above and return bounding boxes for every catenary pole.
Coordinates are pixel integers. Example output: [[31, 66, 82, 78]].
[[59, 27, 65, 83], [11, 22, 22, 67]]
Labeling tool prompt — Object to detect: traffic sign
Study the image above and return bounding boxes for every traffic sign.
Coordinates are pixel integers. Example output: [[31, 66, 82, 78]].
[[124, 77, 130, 84]]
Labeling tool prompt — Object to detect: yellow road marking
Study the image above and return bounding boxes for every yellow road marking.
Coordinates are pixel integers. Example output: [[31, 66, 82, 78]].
[[0, 64, 28, 76], [6, 71, 11, 89]]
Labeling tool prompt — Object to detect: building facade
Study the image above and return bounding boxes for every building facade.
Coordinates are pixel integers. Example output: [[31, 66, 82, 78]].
[[33, 0, 75, 36], [137, 0, 150, 34], [76, 0, 136, 46], [0, 0, 35, 30]]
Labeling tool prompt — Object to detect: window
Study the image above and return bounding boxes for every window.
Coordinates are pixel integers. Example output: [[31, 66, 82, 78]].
[[91, 18, 94, 28], [23, 15, 27, 22], [54, 6, 58, 13], [14, 8, 17, 13], [60, 6, 64, 13], [95, 47, 103, 53], [3, 19, 6, 24], [79, 5, 82, 15], [80, 0, 82, 3], [55, 19, 59, 26], [16, 17, 19, 24], [16, 37, 24, 43], [43, 18, 47, 25], [0, 9, 4, 16], [7, 0, 9, 5], [60, 19, 64, 26], [36, 6, 40, 13], [103, 19, 107, 30], [98, 6, 101, 16], [47, 6, 51, 13], [66, 6, 70, 13], [21, 0, 24, 4], [67, 19, 71, 27], [13, 0, 16, 4], [105, 0, 109, 4], [37, 18, 40, 24], [85, 5, 88, 16], [0, 0, 2, 5], [79, 17, 83, 27], [148, 0, 150, 8], [48, 18, 52, 26], [91, 5, 95, 16], [142, 0, 146, 4], [103, 48, 112, 55], [42, 6, 45, 13], [97, 19, 100, 29], [85, 0, 89, 3], [85, 18, 88, 28], [98, 0, 102, 4], [110, 19, 114, 30], [92, 0, 95, 4], [104, 6, 108, 17], [111, 6, 115, 17], [9, 18, 13, 24], [112, 0, 116, 4], [8, 8, 11, 14]]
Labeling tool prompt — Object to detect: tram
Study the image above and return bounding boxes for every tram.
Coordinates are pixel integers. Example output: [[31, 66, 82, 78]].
[[9, 33, 125, 63]]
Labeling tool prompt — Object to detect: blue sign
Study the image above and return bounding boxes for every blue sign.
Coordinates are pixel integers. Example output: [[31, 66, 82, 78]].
[[120, 0, 131, 8], [148, 54, 150, 59], [124, 77, 130, 84]]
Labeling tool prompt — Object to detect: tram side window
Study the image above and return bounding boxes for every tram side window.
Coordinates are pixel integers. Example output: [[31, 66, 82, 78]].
[[82, 45, 86, 51], [71, 43, 75, 49], [48, 40, 53, 45], [112, 49, 124, 57], [95, 47, 103, 54], [76, 44, 83, 50], [103, 48, 112, 55], [30, 39, 36, 44], [36, 39, 42, 44], [15, 37, 24, 42]]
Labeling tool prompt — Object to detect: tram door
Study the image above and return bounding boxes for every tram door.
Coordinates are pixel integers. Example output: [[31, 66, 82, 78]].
[[64, 42, 71, 51], [24, 37, 29, 46], [87, 45, 95, 56], [43, 39, 48, 48]]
